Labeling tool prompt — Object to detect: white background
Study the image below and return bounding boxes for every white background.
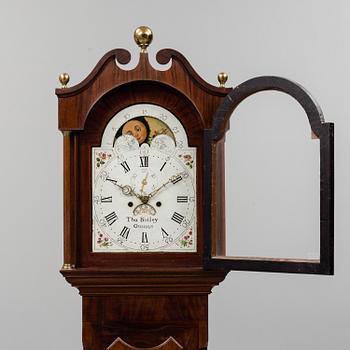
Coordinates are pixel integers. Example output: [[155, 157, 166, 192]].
[[0, 1, 348, 349]]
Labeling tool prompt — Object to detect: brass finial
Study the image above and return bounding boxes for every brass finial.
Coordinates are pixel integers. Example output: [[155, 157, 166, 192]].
[[134, 26, 153, 52], [59, 73, 70, 88], [217, 72, 228, 87]]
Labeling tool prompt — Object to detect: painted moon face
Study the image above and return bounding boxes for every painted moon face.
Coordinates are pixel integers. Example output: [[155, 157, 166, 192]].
[[122, 119, 148, 144]]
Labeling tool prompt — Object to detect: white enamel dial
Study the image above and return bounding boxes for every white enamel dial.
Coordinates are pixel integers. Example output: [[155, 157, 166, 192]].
[[92, 104, 196, 253]]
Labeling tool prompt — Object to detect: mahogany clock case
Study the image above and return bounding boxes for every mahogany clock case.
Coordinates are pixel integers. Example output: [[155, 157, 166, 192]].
[[57, 49, 231, 271], [57, 49, 231, 350]]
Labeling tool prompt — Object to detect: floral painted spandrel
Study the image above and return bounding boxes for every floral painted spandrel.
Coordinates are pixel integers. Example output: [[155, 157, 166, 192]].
[[176, 149, 196, 181], [178, 153, 194, 169], [94, 150, 113, 170], [177, 228, 194, 249], [95, 230, 113, 249]]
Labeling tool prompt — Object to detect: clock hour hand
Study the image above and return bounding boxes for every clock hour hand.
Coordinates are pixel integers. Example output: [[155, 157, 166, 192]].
[[106, 178, 140, 197], [140, 172, 149, 194]]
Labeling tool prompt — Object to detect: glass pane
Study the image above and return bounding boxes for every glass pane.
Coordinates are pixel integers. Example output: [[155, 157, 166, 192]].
[[225, 91, 320, 260]]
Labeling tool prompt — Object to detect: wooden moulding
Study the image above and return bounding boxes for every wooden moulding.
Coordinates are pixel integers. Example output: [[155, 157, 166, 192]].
[[107, 337, 183, 350], [61, 268, 228, 296]]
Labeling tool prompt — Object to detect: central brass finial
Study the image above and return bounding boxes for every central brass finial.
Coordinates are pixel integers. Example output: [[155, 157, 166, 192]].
[[134, 26, 153, 52]]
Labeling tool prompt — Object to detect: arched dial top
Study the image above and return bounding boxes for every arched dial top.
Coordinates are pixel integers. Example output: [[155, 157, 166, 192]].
[[101, 104, 189, 148]]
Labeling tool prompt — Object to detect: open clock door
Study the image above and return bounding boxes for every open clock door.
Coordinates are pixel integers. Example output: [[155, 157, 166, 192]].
[[204, 76, 334, 274]]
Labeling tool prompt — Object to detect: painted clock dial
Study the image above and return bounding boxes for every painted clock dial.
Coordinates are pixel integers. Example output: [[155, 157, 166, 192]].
[[92, 104, 197, 252]]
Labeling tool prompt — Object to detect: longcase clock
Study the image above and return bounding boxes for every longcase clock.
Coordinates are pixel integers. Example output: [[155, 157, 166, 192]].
[[56, 27, 334, 350]]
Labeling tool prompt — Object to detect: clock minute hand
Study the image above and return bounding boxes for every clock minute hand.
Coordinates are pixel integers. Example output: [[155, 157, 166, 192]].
[[147, 180, 171, 199], [148, 172, 185, 199]]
